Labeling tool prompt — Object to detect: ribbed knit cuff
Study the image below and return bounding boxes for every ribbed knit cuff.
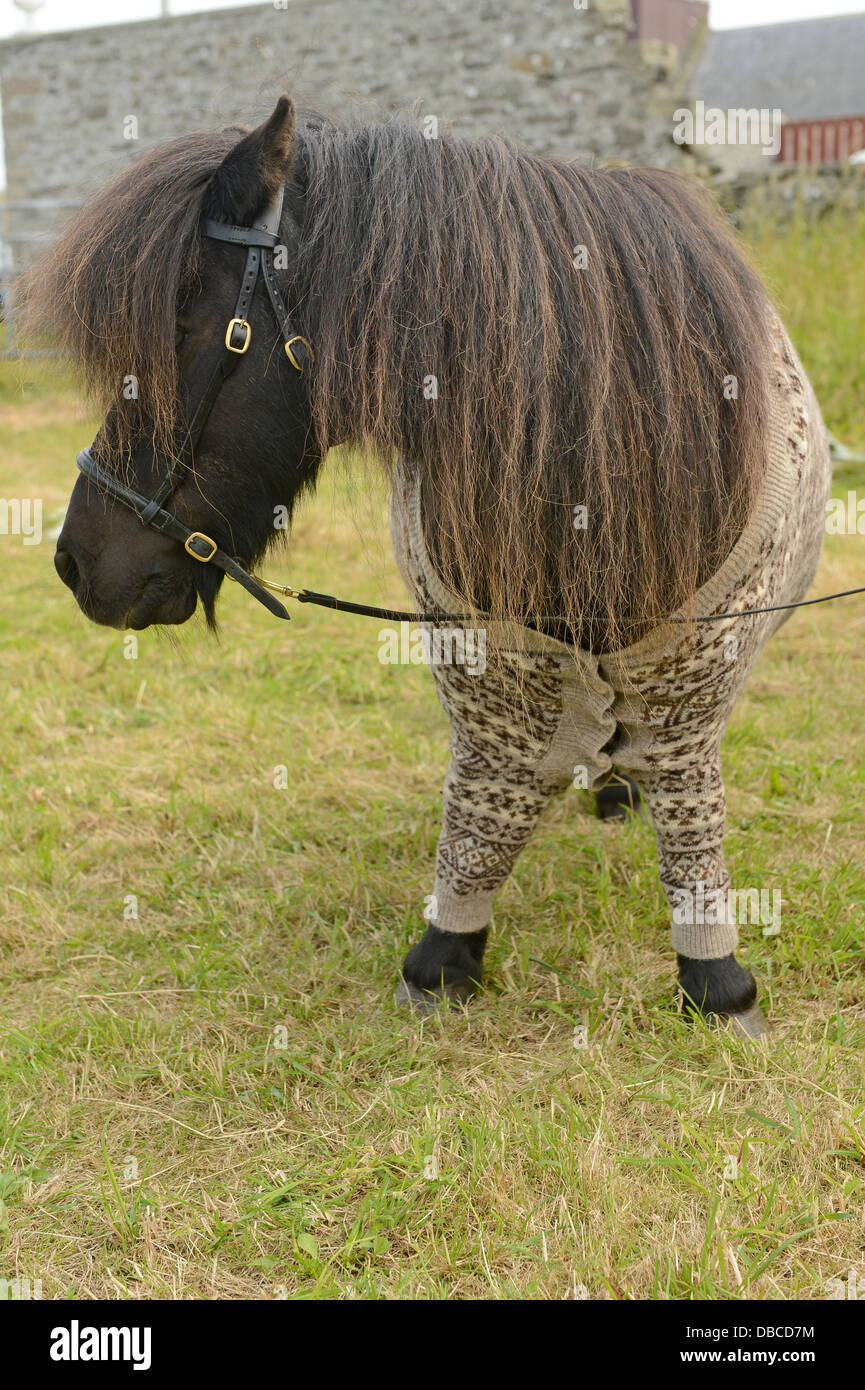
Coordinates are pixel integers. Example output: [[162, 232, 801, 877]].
[[670, 919, 739, 960], [664, 874, 740, 959], [431, 877, 495, 934]]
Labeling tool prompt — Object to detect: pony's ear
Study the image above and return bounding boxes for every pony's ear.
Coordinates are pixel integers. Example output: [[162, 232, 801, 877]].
[[204, 96, 296, 225]]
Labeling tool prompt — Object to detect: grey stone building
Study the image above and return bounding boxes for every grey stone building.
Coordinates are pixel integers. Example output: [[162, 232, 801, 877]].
[[0, 0, 708, 274]]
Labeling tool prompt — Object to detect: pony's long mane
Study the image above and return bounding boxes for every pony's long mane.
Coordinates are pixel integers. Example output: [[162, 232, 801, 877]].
[[21, 115, 774, 648], [298, 124, 773, 647]]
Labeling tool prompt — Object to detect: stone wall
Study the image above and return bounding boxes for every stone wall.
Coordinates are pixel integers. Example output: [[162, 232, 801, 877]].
[[708, 162, 865, 225], [0, 0, 692, 265]]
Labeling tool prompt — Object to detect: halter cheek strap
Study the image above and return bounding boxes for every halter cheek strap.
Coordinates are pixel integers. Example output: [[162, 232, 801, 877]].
[[202, 184, 314, 371], [76, 184, 314, 621]]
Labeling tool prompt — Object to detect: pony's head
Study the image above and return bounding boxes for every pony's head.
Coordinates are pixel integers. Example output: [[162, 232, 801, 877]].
[[26, 96, 319, 629]]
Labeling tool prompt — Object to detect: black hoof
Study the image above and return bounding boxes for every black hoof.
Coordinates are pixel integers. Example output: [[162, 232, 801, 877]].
[[677, 952, 769, 1037], [596, 776, 641, 821], [397, 923, 488, 1013], [395, 977, 477, 1014]]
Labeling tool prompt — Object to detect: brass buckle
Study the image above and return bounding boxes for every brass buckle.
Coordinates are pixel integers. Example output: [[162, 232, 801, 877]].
[[285, 335, 314, 372], [184, 532, 218, 562], [225, 318, 252, 354], [226, 564, 305, 599]]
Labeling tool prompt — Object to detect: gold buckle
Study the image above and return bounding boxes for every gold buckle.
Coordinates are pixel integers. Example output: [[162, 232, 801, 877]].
[[226, 566, 305, 599], [285, 335, 314, 372], [225, 318, 252, 354], [184, 532, 218, 562]]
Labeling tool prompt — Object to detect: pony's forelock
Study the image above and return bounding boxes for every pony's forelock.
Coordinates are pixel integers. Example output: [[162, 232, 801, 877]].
[[17, 128, 243, 460]]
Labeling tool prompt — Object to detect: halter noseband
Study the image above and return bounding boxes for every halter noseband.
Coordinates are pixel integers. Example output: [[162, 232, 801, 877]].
[[75, 184, 312, 622]]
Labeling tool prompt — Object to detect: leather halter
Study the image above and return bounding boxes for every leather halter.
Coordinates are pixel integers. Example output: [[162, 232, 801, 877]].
[[75, 185, 312, 622]]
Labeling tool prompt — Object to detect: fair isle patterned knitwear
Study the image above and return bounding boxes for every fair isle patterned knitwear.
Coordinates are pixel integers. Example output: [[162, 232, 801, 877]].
[[389, 317, 831, 963]]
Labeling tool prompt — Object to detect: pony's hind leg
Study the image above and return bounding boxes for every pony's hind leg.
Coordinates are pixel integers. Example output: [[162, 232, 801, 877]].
[[596, 773, 642, 821], [634, 755, 770, 1039]]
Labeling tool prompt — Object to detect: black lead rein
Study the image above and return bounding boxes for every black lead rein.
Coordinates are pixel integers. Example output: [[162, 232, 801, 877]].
[[75, 186, 862, 636], [265, 581, 865, 629]]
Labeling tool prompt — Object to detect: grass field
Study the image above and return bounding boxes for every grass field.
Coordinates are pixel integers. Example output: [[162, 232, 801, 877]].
[[0, 205, 863, 1301]]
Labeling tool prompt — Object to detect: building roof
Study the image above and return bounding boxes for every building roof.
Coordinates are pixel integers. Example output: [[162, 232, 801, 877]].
[[691, 12, 865, 122]]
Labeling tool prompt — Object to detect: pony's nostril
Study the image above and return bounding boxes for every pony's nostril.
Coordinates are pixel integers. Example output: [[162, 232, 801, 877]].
[[54, 547, 80, 592]]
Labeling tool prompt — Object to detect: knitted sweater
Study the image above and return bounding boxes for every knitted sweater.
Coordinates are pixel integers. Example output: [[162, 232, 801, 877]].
[[389, 317, 831, 962]]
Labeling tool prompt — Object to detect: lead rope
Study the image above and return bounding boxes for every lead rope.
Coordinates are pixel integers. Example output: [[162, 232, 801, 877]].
[[233, 574, 865, 627]]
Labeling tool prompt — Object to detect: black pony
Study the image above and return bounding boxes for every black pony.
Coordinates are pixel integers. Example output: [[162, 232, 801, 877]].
[[24, 98, 830, 1033]]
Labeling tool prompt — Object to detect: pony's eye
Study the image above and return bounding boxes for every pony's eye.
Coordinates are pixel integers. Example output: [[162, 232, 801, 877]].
[[174, 327, 186, 350]]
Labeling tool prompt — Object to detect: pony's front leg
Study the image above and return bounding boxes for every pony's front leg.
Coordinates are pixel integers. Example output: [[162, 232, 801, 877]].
[[636, 752, 769, 1038], [398, 649, 581, 1011]]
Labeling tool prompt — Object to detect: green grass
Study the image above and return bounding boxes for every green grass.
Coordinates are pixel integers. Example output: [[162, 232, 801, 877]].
[[743, 201, 865, 452], [0, 205, 863, 1300]]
